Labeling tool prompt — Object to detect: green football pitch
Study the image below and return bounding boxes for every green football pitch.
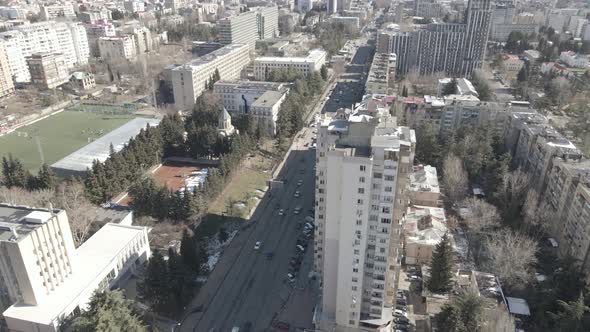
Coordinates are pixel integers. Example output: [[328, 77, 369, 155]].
[[0, 111, 134, 172]]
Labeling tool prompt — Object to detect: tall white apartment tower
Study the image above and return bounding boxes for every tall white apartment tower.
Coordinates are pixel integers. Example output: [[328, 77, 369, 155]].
[[461, 0, 493, 75], [315, 101, 415, 331]]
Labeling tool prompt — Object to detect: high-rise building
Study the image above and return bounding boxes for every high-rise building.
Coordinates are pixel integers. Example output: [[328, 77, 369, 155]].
[[0, 40, 15, 98], [171, 44, 251, 110], [26, 52, 70, 89], [84, 20, 117, 57], [218, 6, 278, 48], [377, 0, 492, 77], [98, 35, 137, 62], [314, 100, 415, 331], [68, 23, 90, 66], [40, 4, 76, 21], [0, 32, 28, 83], [327, 0, 338, 14]]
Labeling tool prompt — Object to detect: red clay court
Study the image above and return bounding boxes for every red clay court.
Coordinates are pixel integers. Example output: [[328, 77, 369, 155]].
[[151, 163, 202, 191]]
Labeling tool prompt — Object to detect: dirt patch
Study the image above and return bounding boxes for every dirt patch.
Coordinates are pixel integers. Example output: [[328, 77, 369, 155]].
[[152, 163, 204, 191]]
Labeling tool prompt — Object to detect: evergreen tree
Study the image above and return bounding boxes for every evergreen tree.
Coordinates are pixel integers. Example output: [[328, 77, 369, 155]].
[[415, 123, 442, 166], [517, 66, 528, 83], [36, 163, 55, 189], [442, 78, 458, 95], [138, 250, 171, 315], [320, 64, 328, 80], [437, 304, 466, 332], [402, 86, 408, 97], [71, 290, 146, 332], [427, 233, 454, 293], [547, 293, 590, 332], [180, 229, 200, 273]]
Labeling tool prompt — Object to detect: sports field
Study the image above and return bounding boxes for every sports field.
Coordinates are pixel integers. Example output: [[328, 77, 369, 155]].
[[0, 111, 134, 172]]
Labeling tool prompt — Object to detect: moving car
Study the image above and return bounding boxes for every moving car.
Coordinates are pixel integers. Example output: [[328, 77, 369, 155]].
[[254, 241, 262, 250]]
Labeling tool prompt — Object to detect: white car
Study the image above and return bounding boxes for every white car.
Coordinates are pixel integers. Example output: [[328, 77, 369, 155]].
[[294, 191, 301, 198], [293, 207, 302, 215], [287, 273, 296, 282], [394, 309, 408, 318], [279, 209, 285, 216], [297, 180, 303, 186], [254, 241, 262, 250]]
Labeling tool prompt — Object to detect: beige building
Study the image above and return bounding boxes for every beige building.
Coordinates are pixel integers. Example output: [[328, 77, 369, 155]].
[[0, 204, 151, 332], [409, 165, 441, 207], [403, 205, 447, 265], [502, 54, 524, 80], [26, 53, 70, 89], [218, 5, 279, 48], [171, 44, 251, 110], [98, 35, 137, 62], [315, 98, 415, 331], [253, 49, 326, 80], [0, 41, 15, 98]]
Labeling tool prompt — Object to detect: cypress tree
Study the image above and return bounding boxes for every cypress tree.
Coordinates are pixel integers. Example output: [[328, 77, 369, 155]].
[[36, 163, 56, 189], [427, 233, 454, 294], [180, 229, 199, 272]]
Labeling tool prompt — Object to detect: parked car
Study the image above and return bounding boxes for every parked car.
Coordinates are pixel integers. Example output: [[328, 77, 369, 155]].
[[287, 273, 296, 283], [296, 244, 305, 252], [254, 241, 262, 250], [278, 209, 285, 216]]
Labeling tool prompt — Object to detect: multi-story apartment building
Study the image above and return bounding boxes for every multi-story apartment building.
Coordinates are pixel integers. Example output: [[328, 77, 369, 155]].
[[559, 51, 589, 68], [315, 101, 415, 331], [78, 9, 111, 23], [171, 44, 250, 110], [84, 20, 117, 57], [213, 80, 287, 114], [409, 165, 441, 207], [327, 0, 338, 14], [297, 0, 315, 13], [121, 25, 152, 54], [68, 23, 90, 66], [377, 0, 492, 77], [0, 31, 29, 83], [26, 52, 70, 89], [365, 52, 396, 95], [0, 40, 14, 98], [249, 90, 288, 135], [0, 204, 150, 332], [414, 0, 446, 18], [253, 49, 326, 80], [98, 35, 137, 62], [40, 3, 76, 21], [218, 6, 278, 48], [124, 0, 145, 13]]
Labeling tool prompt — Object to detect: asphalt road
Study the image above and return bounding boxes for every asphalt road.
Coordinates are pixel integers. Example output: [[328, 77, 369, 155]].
[[323, 43, 374, 113], [179, 131, 318, 332]]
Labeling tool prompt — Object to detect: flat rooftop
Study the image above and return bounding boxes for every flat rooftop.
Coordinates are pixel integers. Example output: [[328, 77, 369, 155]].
[[176, 44, 248, 69], [251, 90, 285, 108], [0, 204, 60, 242], [3, 223, 147, 325], [51, 117, 161, 173]]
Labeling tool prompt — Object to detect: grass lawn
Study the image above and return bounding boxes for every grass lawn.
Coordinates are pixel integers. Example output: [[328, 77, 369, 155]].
[[0, 111, 134, 172], [209, 153, 274, 216]]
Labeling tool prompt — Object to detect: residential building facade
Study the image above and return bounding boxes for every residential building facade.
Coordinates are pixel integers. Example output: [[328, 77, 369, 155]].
[[218, 6, 279, 48], [253, 49, 326, 80], [84, 21, 117, 57], [98, 35, 137, 62], [171, 44, 250, 110], [26, 52, 70, 89], [0, 40, 16, 96], [315, 102, 415, 331]]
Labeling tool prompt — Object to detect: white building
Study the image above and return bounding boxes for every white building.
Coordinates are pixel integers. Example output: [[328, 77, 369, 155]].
[[68, 23, 90, 66], [403, 205, 447, 265], [250, 90, 288, 135], [0, 32, 29, 83], [171, 44, 251, 110], [98, 35, 137, 62], [254, 49, 326, 80], [213, 80, 287, 114], [0, 204, 150, 332], [297, 0, 315, 13], [122, 26, 152, 54], [409, 165, 441, 207], [559, 51, 589, 68], [0, 40, 14, 98], [315, 102, 415, 331], [218, 6, 279, 48], [124, 1, 145, 13], [40, 3, 76, 21]]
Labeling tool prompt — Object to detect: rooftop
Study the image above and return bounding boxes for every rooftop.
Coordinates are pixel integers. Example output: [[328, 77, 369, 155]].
[[410, 165, 440, 193], [175, 44, 249, 70], [4, 223, 148, 325], [255, 49, 326, 64], [0, 204, 61, 242], [251, 90, 285, 108], [51, 117, 161, 173], [404, 205, 447, 246]]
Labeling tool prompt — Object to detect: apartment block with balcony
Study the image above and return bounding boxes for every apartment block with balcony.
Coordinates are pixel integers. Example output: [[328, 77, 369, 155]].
[[0, 40, 15, 98], [98, 35, 137, 62], [314, 100, 415, 331], [218, 5, 278, 48]]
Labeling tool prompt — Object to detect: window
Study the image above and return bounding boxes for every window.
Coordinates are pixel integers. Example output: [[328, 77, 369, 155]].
[[382, 207, 391, 214], [318, 189, 324, 194], [357, 199, 364, 205], [381, 218, 391, 224], [385, 175, 395, 181], [384, 186, 393, 192], [352, 286, 358, 291], [380, 247, 386, 253], [356, 219, 362, 225], [353, 268, 359, 273], [360, 165, 366, 171], [354, 249, 360, 255], [373, 172, 382, 179], [358, 188, 365, 194], [359, 176, 365, 183]]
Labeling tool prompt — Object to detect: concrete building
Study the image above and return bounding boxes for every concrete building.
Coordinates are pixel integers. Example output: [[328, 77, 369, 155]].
[[330, 16, 360, 31], [171, 44, 250, 110], [327, 0, 338, 15], [98, 35, 137, 61], [218, 6, 279, 48], [122, 26, 152, 54], [213, 80, 287, 114], [84, 21, 117, 57], [69, 71, 95, 91], [502, 54, 524, 79], [559, 51, 589, 68], [415, 0, 446, 18], [0, 32, 29, 83], [68, 23, 90, 66], [365, 52, 396, 95], [250, 90, 288, 135], [409, 165, 440, 207], [314, 101, 415, 331], [403, 205, 447, 265], [26, 53, 70, 89], [0, 40, 15, 97], [40, 3, 76, 21], [0, 204, 150, 332], [124, 1, 145, 13], [377, 0, 492, 77], [78, 9, 111, 24], [253, 49, 326, 80], [297, 0, 315, 13], [165, 0, 188, 13]]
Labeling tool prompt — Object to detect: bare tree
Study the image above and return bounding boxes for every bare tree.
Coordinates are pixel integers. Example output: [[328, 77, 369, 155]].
[[522, 189, 555, 237], [460, 197, 501, 232], [495, 168, 530, 225], [482, 308, 516, 332], [548, 77, 572, 110], [54, 181, 97, 247], [443, 154, 468, 203], [0, 187, 53, 207], [482, 229, 538, 287]]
